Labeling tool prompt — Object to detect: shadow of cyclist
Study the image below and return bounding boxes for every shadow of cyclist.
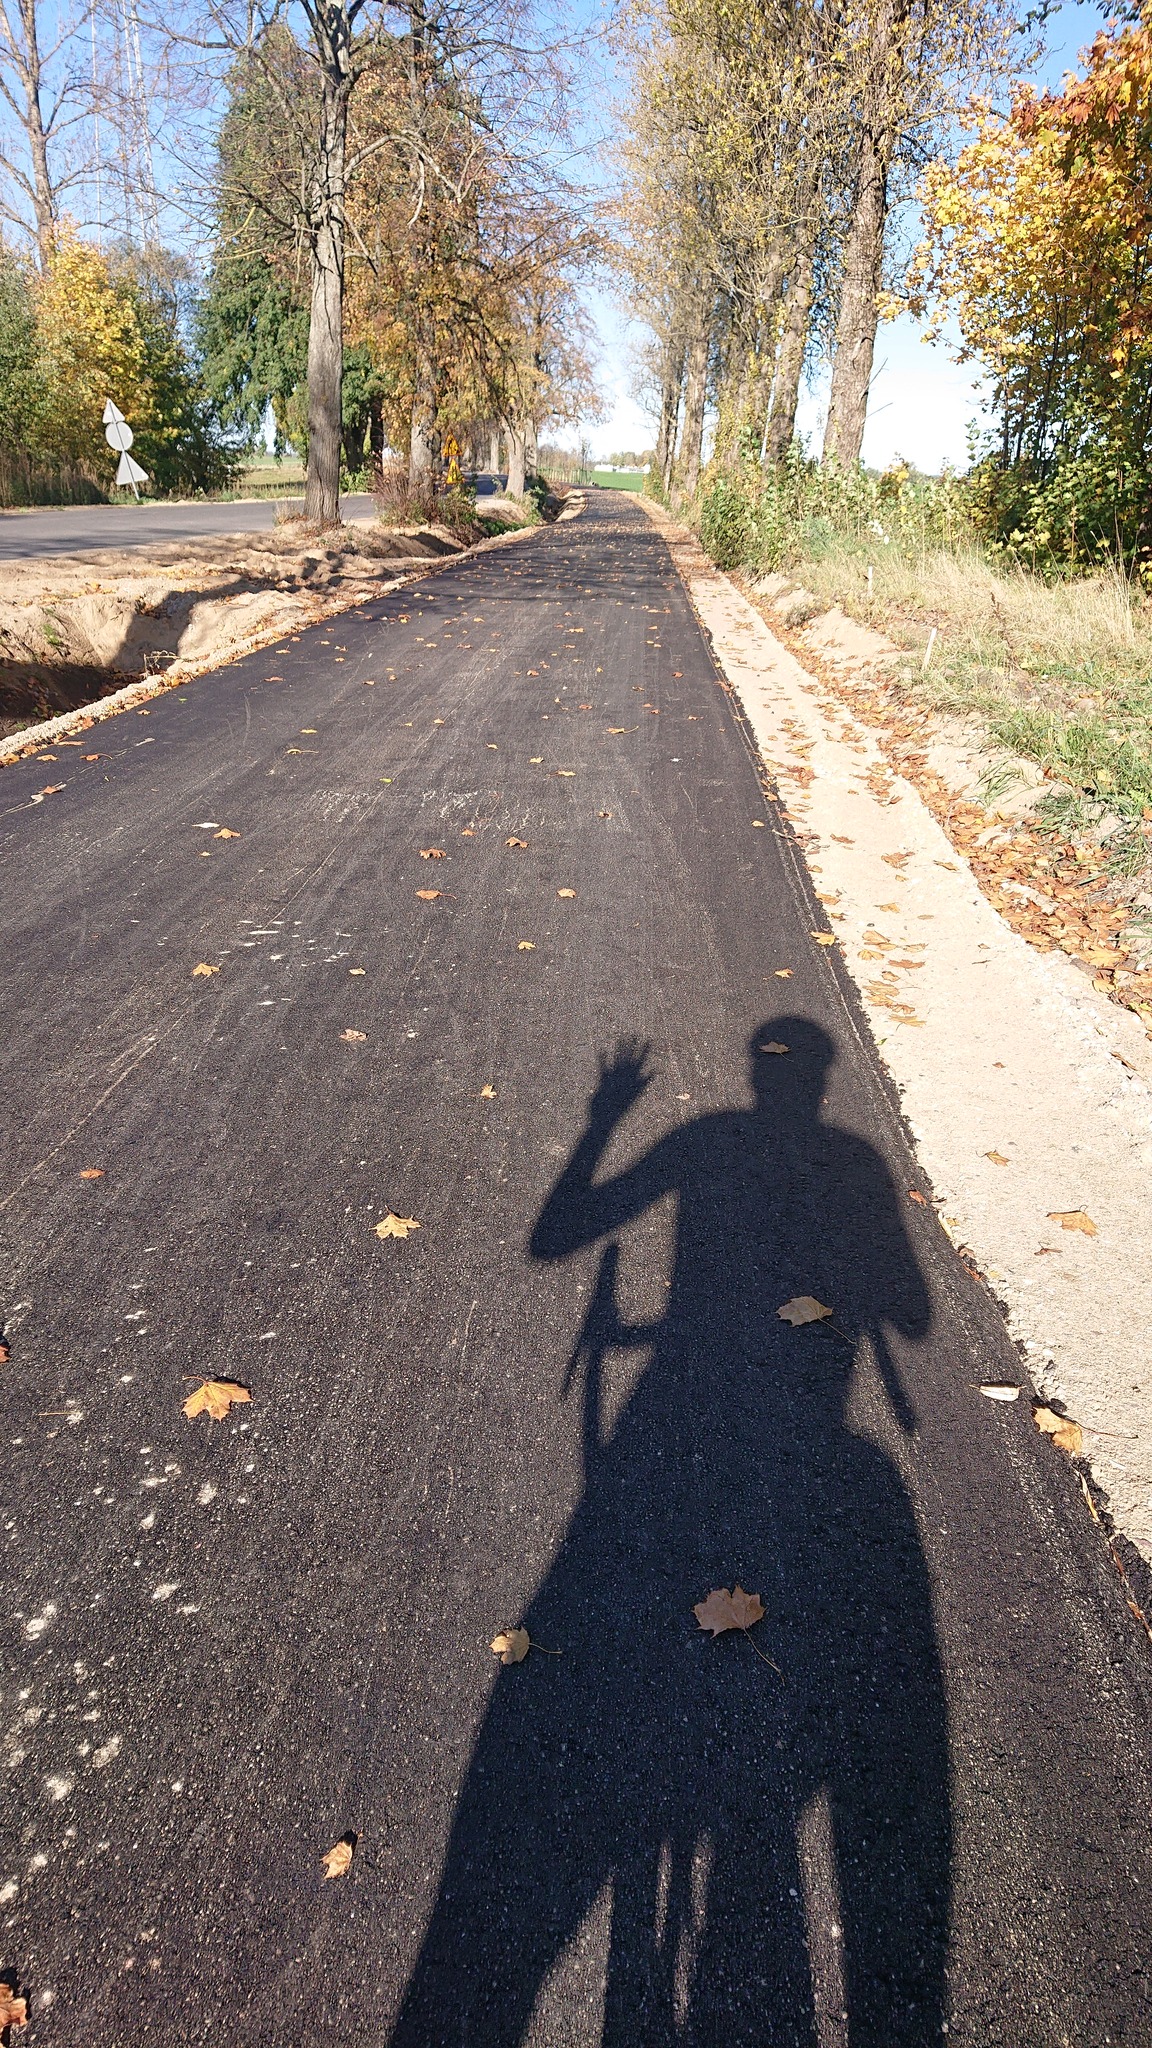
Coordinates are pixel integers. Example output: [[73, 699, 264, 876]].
[[391, 1019, 951, 2046]]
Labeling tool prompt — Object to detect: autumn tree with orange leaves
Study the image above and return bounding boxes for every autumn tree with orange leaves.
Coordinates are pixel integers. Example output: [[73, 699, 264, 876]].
[[912, 9, 1152, 566]]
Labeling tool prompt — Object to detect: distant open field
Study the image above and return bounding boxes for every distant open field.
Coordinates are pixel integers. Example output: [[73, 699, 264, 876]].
[[592, 469, 646, 492]]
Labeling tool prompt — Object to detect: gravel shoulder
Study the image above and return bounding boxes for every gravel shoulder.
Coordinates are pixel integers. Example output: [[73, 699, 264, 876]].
[[644, 496, 1152, 1575]]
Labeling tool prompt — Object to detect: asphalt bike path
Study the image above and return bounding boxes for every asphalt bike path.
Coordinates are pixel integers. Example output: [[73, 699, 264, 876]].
[[2, 492, 1150, 2045]]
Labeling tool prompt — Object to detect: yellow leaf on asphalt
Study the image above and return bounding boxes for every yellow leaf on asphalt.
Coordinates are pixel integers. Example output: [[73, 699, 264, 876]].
[[79, 1167, 104, 1178], [777, 1296, 832, 1326], [774, 968, 793, 978], [214, 828, 240, 839], [557, 888, 577, 898], [480, 1084, 496, 1098], [340, 1029, 367, 1042], [420, 847, 447, 859], [321, 1838, 355, 1881], [491, 1627, 530, 1664], [811, 932, 835, 946], [980, 1383, 1021, 1401], [556, 769, 575, 777], [375, 1213, 420, 1239], [758, 1042, 789, 1054], [415, 888, 442, 900], [518, 940, 535, 950], [0, 1986, 27, 2031], [349, 967, 366, 975], [1034, 1404, 1084, 1455], [505, 836, 528, 848], [693, 1586, 766, 1636], [183, 1379, 251, 1422], [1047, 1210, 1097, 1236], [192, 963, 219, 977]]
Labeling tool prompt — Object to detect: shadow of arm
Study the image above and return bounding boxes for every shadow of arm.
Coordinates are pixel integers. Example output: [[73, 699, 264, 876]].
[[530, 1041, 673, 1260]]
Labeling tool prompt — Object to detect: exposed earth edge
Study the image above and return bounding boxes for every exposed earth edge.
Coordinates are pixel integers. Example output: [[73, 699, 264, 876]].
[[642, 495, 1152, 1581], [0, 509, 554, 768]]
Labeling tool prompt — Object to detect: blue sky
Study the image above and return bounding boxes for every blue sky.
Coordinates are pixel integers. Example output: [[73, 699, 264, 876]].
[[580, 0, 1114, 469]]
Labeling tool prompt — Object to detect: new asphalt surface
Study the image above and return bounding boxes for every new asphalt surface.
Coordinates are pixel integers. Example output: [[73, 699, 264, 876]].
[[3, 491, 1151, 2046]]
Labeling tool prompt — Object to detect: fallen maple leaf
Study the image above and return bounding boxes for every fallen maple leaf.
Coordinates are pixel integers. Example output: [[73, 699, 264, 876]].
[[694, 1585, 765, 1636], [778, 1296, 832, 1326], [321, 1837, 355, 1881], [518, 940, 535, 950], [375, 1212, 420, 1239], [1034, 1404, 1084, 1455], [490, 1626, 560, 1663], [191, 963, 219, 977], [415, 888, 442, 900], [986, 1151, 1009, 1166], [1048, 1210, 1097, 1236], [183, 1379, 251, 1422], [759, 1041, 789, 1055], [79, 1166, 104, 1179], [505, 836, 527, 848], [340, 1029, 367, 1042], [557, 888, 577, 898], [0, 1985, 27, 2032], [811, 932, 835, 947], [480, 1083, 496, 1098], [420, 847, 447, 859], [214, 828, 240, 840], [491, 1627, 530, 1664]]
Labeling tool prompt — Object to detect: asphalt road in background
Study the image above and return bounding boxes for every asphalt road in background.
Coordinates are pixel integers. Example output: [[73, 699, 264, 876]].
[[3, 493, 1151, 2047]]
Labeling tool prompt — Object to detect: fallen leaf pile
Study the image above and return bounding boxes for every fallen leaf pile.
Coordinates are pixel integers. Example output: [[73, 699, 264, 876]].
[[765, 616, 1152, 1036]]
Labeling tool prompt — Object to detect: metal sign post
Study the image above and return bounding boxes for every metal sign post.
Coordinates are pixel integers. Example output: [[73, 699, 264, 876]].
[[103, 400, 150, 500]]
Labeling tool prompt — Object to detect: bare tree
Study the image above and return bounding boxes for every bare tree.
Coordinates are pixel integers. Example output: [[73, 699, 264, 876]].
[[0, 0, 95, 262]]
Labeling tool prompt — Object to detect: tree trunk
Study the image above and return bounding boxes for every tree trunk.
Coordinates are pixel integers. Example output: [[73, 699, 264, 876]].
[[369, 394, 385, 474], [14, 0, 58, 266], [656, 336, 685, 493], [303, 16, 351, 527], [488, 425, 501, 473], [678, 317, 709, 498], [409, 306, 438, 489], [525, 415, 538, 480], [822, 0, 910, 467], [767, 236, 815, 463], [505, 420, 527, 497]]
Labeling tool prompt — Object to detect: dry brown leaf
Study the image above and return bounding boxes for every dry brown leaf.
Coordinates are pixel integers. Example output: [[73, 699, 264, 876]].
[[480, 1084, 497, 1098], [777, 1296, 832, 1326], [79, 1167, 104, 1179], [557, 888, 577, 899], [811, 932, 835, 947], [505, 836, 528, 848], [556, 769, 575, 777], [214, 828, 240, 840], [0, 1986, 27, 2032], [606, 727, 637, 735], [693, 1586, 766, 1636], [908, 1188, 928, 1205], [0, 1338, 9, 1363], [759, 1041, 789, 1055], [415, 888, 442, 901], [1047, 1210, 1097, 1236], [420, 847, 447, 859], [518, 940, 535, 951], [183, 1379, 251, 1422], [321, 1837, 355, 1881], [192, 963, 219, 977], [491, 1627, 530, 1664], [774, 968, 793, 979], [349, 967, 366, 975], [375, 1213, 421, 1239], [1034, 1404, 1084, 1455], [340, 1029, 367, 1042], [985, 1151, 1009, 1166]]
